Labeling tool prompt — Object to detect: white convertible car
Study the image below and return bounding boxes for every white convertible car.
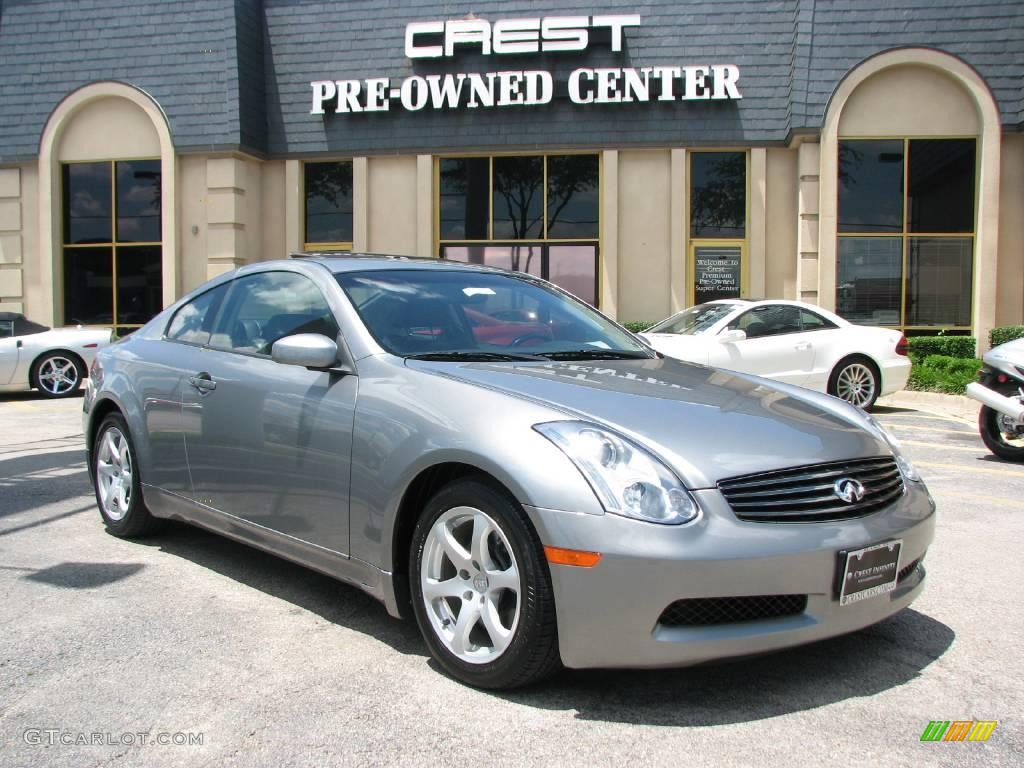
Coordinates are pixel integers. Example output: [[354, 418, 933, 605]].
[[0, 313, 112, 398], [639, 300, 912, 410]]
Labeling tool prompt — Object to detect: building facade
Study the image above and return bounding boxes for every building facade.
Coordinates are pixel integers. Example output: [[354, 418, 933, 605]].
[[0, 0, 1021, 346]]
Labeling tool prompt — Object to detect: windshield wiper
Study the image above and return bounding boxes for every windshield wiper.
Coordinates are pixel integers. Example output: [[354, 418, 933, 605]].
[[405, 351, 548, 362], [537, 349, 654, 361]]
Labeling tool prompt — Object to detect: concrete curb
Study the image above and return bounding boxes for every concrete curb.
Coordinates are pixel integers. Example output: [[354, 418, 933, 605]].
[[876, 391, 980, 424]]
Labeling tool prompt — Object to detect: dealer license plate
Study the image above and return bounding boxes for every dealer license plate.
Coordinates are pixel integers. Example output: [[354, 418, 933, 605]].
[[838, 540, 902, 606]]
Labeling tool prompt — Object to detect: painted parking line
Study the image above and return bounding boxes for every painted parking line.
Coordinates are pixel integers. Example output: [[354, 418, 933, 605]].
[[878, 422, 974, 435], [915, 460, 1024, 478], [933, 489, 1023, 510], [899, 439, 982, 453]]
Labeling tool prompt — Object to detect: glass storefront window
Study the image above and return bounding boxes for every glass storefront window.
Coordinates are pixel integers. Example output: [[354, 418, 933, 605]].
[[438, 154, 599, 305], [837, 238, 903, 326], [439, 158, 489, 240], [62, 160, 162, 335], [492, 156, 544, 239], [304, 161, 353, 247], [838, 140, 904, 233], [836, 138, 976, 329], [906, 238, 973, 327], [908, 139, 976, 234], [546, 155, 599, 239], [63, 163, 112, 244], [116, 160, 161, 242], [690, 152, 746, 238]]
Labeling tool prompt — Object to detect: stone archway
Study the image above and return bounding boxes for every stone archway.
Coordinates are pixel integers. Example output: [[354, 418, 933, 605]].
[[37, 81, 176, 325], [817, 48, 1001, 348]]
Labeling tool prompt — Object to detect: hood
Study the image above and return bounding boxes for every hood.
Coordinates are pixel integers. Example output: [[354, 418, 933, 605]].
[[638, 332, 711, 363], [409, 356, 889, 489]]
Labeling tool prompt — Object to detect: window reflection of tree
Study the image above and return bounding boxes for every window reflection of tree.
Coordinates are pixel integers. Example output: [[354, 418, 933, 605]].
[[494, 156, 543, 239], [547, 155, 599, 237], [691, 153, 745, 237]]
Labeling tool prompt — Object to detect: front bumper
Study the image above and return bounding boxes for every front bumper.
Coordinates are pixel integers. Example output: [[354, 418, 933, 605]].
[[524, 481, 935, 669]]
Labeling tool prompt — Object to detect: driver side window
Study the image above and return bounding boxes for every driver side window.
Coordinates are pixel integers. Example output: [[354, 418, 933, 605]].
[[729, 305, 802, 339], [209, 271, 340, 356]]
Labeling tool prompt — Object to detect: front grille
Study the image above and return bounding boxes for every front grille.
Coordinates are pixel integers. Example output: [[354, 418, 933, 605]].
[[658, 595, 808, 627], [718, 456, 904, 523]]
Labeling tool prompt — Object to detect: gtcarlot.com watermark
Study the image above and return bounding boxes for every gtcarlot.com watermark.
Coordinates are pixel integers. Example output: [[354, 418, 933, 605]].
[[24, 729, 203, 747]]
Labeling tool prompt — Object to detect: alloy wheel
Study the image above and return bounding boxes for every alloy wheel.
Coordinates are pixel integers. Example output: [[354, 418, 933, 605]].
[[37, 355, 79, 395], [420, 506, 521, 664], [835, 362, 876, 408], [96, 427, 133, 521]]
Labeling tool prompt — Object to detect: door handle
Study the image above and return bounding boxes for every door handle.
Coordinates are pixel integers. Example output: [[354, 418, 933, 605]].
[[794, 342, 812, 351], [188, 372, 217, 392]]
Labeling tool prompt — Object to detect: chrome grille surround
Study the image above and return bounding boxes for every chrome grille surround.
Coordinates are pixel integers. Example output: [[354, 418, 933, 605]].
[[718, 456, 905, 523]]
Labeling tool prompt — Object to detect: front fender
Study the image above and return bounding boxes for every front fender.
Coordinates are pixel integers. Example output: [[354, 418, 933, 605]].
[[347, 357, 604, 572]]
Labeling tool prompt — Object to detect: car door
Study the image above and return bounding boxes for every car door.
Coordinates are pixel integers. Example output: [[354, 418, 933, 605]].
[[145, 282, 231, 495], [795, 307, 842, 391], [0, 319, 19, 384], [181, 270, 356, 555], [708, 304, 815, 385]]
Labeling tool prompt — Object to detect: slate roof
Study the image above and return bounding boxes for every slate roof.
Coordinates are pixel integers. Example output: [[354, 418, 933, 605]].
[[0, 0, 1020, 162]]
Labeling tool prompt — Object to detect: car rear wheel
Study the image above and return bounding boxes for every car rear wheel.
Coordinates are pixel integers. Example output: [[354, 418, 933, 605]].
[[829, 356, 880, 410], [93, 414, 161, 537], [410, 478, 561, 689], [32, 352, 84, 398]]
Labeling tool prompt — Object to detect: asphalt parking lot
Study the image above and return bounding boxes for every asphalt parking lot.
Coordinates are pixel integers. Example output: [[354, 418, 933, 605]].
[[0, 392, 1021, 768]]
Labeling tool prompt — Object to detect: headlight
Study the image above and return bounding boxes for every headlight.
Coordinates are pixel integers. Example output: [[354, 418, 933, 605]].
[[534, 421, 699, 524], [865, 414, 922, 483]]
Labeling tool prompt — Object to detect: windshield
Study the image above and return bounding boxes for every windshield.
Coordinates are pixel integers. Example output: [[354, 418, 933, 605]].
[[335, 269, 653, 360], [646, 303, 739, 335]]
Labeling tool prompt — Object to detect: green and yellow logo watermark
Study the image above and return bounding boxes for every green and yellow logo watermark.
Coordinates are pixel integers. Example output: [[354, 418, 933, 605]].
[[920, 720, 997, 742]]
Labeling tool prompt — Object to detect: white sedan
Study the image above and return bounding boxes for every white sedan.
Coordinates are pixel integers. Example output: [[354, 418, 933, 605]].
[[638, 300, 911, 409], [0, 313, 112, 398]]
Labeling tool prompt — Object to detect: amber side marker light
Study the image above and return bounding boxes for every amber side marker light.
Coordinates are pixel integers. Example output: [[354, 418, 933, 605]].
[[544, 546, 602, 567]]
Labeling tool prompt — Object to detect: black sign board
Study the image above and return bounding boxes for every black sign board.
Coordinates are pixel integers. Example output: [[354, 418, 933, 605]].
[[694, 246, 741, 303]]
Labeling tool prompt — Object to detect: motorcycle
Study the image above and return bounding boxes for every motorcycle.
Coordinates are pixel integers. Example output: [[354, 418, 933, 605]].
[[966, 337, 1024, 461]]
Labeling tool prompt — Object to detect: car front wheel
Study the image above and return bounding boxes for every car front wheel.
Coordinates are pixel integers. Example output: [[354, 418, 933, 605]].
[[410, 478, 561, 689], [93, 414, 160, 537]]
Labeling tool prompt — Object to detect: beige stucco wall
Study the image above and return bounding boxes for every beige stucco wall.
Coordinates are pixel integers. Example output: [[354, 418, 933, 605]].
[[56, 97, 161, 161], [367, 156, 418, 255], [765, 147, 798, 300], [262, 161, 287, 261], [617, 149, 672, 324], [838, 65, 980, 136], [178, 156, 208, 294], [996, 134, 1024, 328]]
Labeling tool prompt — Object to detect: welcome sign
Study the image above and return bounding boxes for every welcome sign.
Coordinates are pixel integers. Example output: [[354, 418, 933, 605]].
[[311, 15, 742, 115]]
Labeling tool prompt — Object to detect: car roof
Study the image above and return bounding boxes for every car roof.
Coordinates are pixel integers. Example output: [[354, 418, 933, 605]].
[[287, 252, 510, 276]]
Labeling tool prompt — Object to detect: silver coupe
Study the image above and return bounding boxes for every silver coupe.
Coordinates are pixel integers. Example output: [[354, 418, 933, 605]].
[[83, 255, 935, 689], [0, 312, 112, 398]]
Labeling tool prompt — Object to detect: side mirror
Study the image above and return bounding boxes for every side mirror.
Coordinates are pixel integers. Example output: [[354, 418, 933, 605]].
[[272, 333, 345, 371], [718, 329, 746, 344]]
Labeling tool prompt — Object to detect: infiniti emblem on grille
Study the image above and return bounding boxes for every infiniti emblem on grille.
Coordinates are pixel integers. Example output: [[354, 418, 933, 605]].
[[834, 478, 866, 503]]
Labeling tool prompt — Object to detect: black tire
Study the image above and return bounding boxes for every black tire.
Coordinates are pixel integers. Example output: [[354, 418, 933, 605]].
[[31, 351, 85, 398], [409, 478, 561, 689], [828, 356, 881, 411], [979, 404, 1024, 462], [92, 413, 161, 537]]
